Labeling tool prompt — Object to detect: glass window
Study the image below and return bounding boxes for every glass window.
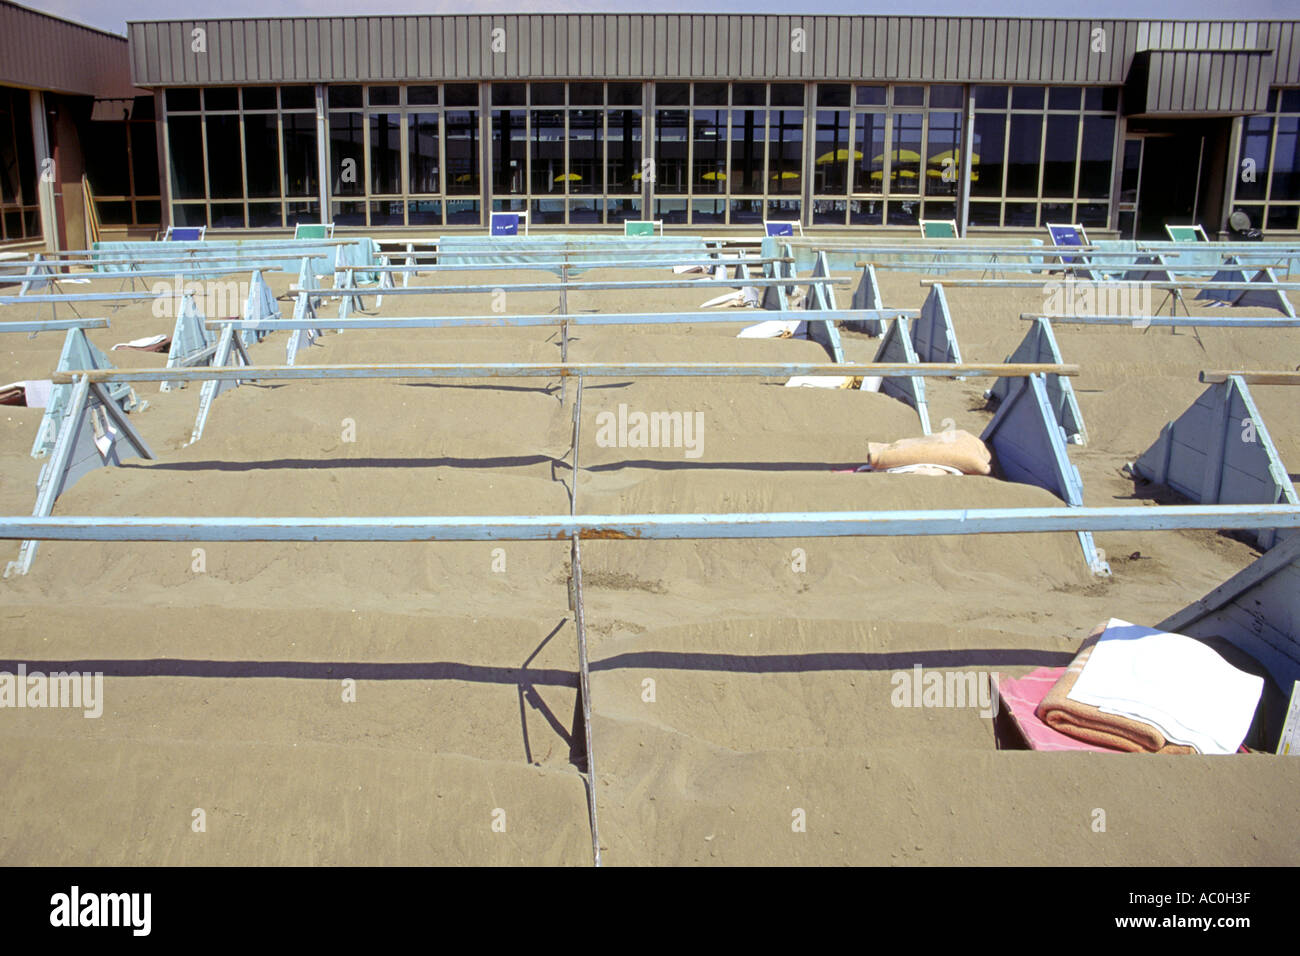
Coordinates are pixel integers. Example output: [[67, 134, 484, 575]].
[[204, 88, 238, 111], [694, 84, 728, 107], [730, 198, 764, 223], [1005, 114, 1042, 197], [768, 109, 803, 194], [248, 202, 281, 227], [444, 110, 479, 194], [929, 86, 964, 110], [925, 111, 962, 197], [532, 83, 565, 106], [854, 112, 886, 193], [280, 86, 315, 110], [814, 110, 850, 194], [1048, 87, 1082, 111], [733, 84, 765, 107], [655, 109, 688, 194], [1003, 201, 1037, 227], [887, 198, 920, 226], [1042, 114, 1079, 198], [329, 86, 362, 109], [856, 86, 886, 107], [243, 115, 281, 198], [444, 85, 479, 108], [606, 109, 642, 193], [210, 202, 244, 228], [405, 113, 439, 195], [1083, 88, 1119, 112], [890, 113, 923, 195], [1270, 116, 1300, 202], [692, 109, 727, 194], [656, 83, 689, 106], [893, 86, 924, 107], [1237, 116, 1272, 202], [818, 85, 850, 108], [165, 88, 200, 112], [1011, 87, 1045, 110], [282, 114, 318, 197], [569, 83, 604, 106], [770, 85, 804, 107], [328, 112, 365, 196], [132, 123, 160, 196], [968, 201, 1000, 227], [605, 198, 641, 221], [849, 198, 883, 225], [569, 109, 601, 193], [370, 199, 403, 224], [729, 109, 765, 193], [973, 86, 1008, 110], [407, 199, 442, 225], [492, 83, 526, 106], [491, 109, 525, 194], [970, 113, 1005, 198], [1078, 116, 1115, 199], [369, 113, 402, 194], [530, 109, 564, 194], [205, 115, 243, 199], [408, 86, 439, 106], [368, 86, 399, 108], [692, 197, 726, 224], [608, 83, 642, 106], [242, 87, 277, 111]]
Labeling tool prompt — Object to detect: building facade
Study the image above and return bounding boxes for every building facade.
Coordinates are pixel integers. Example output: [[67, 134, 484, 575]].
[[4, 12, 1300, 247]]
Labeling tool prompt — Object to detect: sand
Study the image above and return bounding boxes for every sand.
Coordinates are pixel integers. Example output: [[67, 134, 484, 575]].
[[0, 262, 1297, 866]]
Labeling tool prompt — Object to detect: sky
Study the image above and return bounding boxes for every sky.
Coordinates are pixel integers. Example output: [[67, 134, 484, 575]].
[[20, 0, 1300, 40]]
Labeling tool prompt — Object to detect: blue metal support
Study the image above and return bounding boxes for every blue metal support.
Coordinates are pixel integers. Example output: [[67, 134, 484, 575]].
[[871, 317, 932, 435], [2, 505, 1297, 543], [988, 318, 1087, 445], [912, 284, 963, 366], [31, 329, 142, 458], [1022, 313, 1300, 328], [163, 294, 217, 392], [0, 319, 110, 333], [1129, 375, 1298, 550], [982, 374, 1106, 574], [846, 263, 888, 335]]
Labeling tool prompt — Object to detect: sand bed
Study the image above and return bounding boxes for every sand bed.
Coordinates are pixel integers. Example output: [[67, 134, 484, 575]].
[[0, 264, 1297, 865]]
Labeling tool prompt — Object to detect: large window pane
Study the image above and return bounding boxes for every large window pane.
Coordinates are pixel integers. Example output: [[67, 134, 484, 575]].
[[1270, 116, 1300, 202], [729, 109, 765, 193], [768, 109, 803, 194], [854, 112, 885, 193], [409, 112, 441, 194], [814, 110, 850, 194], [890, 113, 923, 195], [530, 109, 564, 193], [970, 114, 1005, 198], [1005, 114, 1042, 197], [490, 109, 523, 194], [924, 111, 962, 197], [243, 114, 280, 198], [655, 109, 688, 194], [328, 112, 364, 197], [167, 116, 205, 200], [1237, 116, 1272, 202], [282, 114, 318, 198], [606, 109, 642, 193], [692, 109, 727, 193], [569, 109, 601, 194], [1042, 114, 1079, 198], [445, 110, 480, 194], [131, 123, 160, 196], [369, 112, 402, 194], [205, 115, 243, 199], [1078, 115, 1115, 199]]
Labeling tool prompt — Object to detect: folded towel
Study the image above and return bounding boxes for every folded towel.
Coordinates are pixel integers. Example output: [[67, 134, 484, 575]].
[[0, 379, 51, 408], [1037, 623, 1193, 753], [999, 667, 1125, 752], [1066, 618, 1265, 755], [867, 431, 992, 476]]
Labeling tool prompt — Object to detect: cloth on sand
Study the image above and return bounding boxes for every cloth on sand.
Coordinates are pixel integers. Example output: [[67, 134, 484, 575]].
[[867, 430, 992, 476], [0, 379, 52, 408], [999, 667, 1124, 752], [112, 334, 170, 352], [1063, 618, 1264, 755]]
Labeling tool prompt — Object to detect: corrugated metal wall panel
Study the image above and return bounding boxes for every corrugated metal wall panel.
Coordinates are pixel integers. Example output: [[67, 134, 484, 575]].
[[119, 14, 1300, 91]]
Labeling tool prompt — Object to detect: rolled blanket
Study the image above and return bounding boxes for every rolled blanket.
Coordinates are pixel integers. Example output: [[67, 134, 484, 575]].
[[1036, 623, 1194, 754], [867, 430, 992, 476]]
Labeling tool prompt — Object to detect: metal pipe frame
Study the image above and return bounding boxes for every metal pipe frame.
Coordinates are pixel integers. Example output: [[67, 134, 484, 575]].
[[52, 361, 1079, 386], [1, 252, 327, 271], [209, 309, 917, 332], [921, 279, 1300, 291], [0, 318, 111, 332], [305, 276, 849, 297], [340, 256, 790, 274], [1021, 314, 1300, 328], [2, 505, 1296, 543]]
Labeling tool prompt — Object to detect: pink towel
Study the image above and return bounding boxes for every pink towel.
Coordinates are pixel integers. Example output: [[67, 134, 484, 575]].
[[998, 667, 1123, 753]]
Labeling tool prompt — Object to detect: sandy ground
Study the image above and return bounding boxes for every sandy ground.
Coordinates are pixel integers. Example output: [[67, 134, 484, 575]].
[[0, 260, 1297, 866]]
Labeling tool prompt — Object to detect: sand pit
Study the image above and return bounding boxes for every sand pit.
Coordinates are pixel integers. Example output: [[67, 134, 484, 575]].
[[1, 262, 1298, 866]]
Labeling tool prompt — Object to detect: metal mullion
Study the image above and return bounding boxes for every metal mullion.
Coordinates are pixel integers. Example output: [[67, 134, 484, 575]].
[[919, 108, 931, 220], [438, 89, 448, 227], [1070, 104, 1083, 207], [199, 101, 212, 227], [237, 103, 250, 228], [1264, 101, 1280, 213], [275, 110, 287, 227]]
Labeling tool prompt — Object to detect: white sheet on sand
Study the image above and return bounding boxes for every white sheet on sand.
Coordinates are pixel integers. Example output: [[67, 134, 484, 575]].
[[1, 379, 52, 407], [738, 318, 804, 338], [785, 376, 853, 389], [1067, 618, 1264, 755], [112, 334, 168, 351], [702, 287, 760, 309]]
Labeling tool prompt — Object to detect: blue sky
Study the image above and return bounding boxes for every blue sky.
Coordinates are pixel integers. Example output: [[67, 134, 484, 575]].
[[23, 0, 1300, 39]]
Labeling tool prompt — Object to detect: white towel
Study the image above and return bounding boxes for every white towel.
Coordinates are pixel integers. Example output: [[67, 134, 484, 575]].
[[1067, 618, 1264, 755], [1, 380, 52, 408], [112, 334, 168, 351], [738, 319, 804, 339]]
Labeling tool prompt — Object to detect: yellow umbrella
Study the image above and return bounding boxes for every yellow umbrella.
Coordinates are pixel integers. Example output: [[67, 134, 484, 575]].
[[554, 173, 582, 182], [927, 149, 979, 167], [770, 171, 800, 181], [701, 171, 727, 181], [870, 149, 921, 164], [815, 149, 863, 164], [454, 174, 474, 183]]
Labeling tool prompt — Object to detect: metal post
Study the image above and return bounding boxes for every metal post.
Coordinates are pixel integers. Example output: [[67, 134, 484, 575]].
[[315, 85, 330, 225], [959, 85, 974, 238], [29, 91, 57, 254]]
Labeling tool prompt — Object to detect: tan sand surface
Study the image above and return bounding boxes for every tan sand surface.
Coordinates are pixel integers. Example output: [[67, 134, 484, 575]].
[[0, 262, 1297, 865]]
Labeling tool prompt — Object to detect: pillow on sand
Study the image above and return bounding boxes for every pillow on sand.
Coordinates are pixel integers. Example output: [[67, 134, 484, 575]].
[[867, 430, 992, 476]]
